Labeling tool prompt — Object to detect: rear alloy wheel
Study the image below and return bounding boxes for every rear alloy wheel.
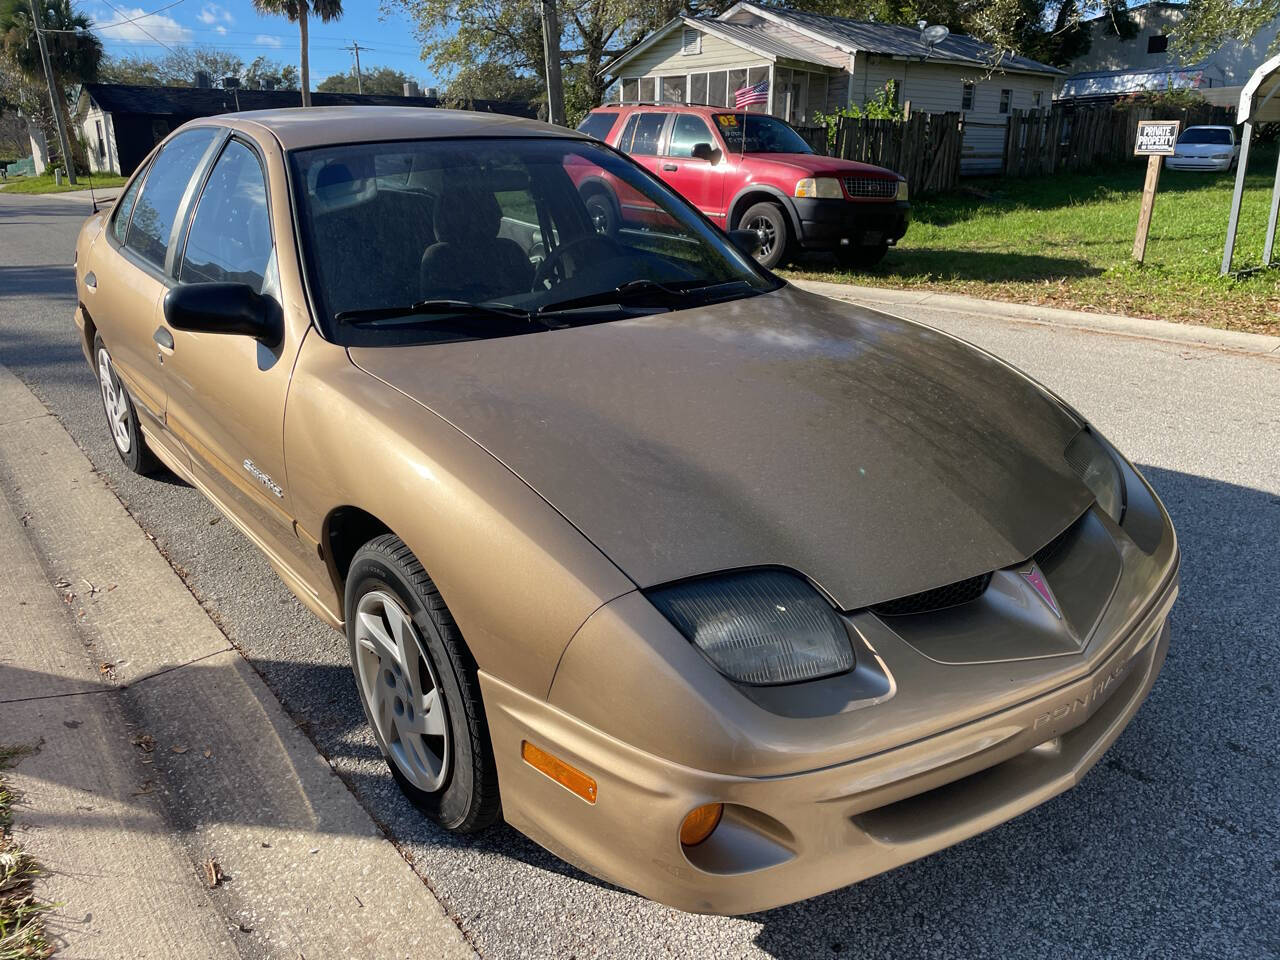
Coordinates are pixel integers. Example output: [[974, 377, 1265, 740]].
[[835, 242, 889, 270], [346, 534, 500, 832], [739, 201, 789, 269], [93, 335, 159, 475]]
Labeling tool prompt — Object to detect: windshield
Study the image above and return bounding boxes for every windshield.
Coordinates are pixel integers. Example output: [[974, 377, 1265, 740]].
[[1178, 128, 1231, 145], [289, 137, 776, 345], [712, 114, 813, 154]]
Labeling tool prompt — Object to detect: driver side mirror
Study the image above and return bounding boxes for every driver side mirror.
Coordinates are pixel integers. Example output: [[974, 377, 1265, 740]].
[[163, 282, 283, 347], [727, 228, 762, 259], [691, 142, 721, 165]]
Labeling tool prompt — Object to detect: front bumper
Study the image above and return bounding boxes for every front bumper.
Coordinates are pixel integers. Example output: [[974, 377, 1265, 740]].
[[1164, 155, 1233, 171], [792, 197, 910, 250], [483, 563, 1177, 915]]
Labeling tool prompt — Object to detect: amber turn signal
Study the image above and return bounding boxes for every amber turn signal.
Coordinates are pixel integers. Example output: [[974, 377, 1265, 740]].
[[521, 740, 597, 804], [679, 802, 724, 846]]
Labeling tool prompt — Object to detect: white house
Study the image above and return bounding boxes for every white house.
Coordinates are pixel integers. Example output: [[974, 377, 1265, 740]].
[[602, 2, 1064, 172]]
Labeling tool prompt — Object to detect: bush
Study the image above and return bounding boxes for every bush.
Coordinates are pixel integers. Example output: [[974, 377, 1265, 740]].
[[814, 80, 904, 143]]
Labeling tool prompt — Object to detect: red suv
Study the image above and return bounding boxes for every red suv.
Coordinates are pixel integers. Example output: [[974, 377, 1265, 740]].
[[577, 103, 909, 269]]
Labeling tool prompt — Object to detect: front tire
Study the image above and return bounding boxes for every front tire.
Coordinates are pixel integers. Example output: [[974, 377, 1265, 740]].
[[738, 201, 789, 269], [583, 189, 618, 237], [93, 335, 159, 475], [345, 534, 500, 833]]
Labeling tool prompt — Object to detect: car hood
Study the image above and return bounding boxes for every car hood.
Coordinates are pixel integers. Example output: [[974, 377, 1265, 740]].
[[744, 153, 899, 179], [349, 286, 1093, 610]]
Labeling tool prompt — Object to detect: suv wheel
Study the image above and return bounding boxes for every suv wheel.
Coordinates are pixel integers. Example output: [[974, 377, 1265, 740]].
[[346, 534, 501, 833], [583, 189, 618, 236], [738, 201, 789, 269], [94, 334, 160, 475]]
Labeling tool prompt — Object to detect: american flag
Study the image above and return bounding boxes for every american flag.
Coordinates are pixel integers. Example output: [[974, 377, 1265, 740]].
[[734, 79, 769, 109]]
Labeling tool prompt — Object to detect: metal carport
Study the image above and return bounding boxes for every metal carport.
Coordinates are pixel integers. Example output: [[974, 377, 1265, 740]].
[[1221, 53, 1280, 274]]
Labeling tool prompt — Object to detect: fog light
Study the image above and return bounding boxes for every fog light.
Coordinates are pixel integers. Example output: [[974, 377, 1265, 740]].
[[680, 803, 723, 846]]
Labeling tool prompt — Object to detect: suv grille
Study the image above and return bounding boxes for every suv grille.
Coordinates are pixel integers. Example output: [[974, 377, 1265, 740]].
[[871, 572, 993, 617], [843, 177, 897, 199]]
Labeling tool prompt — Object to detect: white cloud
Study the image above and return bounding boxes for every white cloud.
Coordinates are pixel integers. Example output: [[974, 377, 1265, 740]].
[[215, 24, 227, 34], [94, 6, 193, 44], [255, 34, 283, 48], [197, 3, 233, 26]]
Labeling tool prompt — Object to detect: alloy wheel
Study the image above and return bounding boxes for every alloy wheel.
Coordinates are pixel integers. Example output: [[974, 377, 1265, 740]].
[[747, 215, 776, 260], [354, 589, 450, 792], [97, 347, 131, 455]]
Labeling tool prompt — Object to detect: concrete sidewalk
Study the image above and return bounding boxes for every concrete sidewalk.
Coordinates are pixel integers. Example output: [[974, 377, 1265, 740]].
[[0, 364, 475, 959], [790, 279, 1280, 357]]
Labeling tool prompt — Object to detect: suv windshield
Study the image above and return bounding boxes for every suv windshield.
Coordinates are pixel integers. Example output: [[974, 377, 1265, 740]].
[[290, 137, 776, 345], [1178, 127, 1231, 145], [712, 114, 813, 154]]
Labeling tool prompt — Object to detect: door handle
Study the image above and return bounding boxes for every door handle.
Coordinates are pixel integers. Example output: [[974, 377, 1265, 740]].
[[153, 327, 174, 350], [662, 163, 678, 172]]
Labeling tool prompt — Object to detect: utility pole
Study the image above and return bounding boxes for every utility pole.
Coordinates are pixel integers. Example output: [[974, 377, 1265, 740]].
[[345, 41, 368, 95], [29, 0, 77, 184], [537, 0, 564, 125]]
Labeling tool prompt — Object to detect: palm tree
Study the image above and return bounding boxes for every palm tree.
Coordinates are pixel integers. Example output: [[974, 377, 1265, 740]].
[[251, 0, 342, 107]]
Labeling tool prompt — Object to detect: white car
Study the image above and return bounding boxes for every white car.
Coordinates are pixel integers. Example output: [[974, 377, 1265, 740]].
[[1165, 125, 1239, 172]]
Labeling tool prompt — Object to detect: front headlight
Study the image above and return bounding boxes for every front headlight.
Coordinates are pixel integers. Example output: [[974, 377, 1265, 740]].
[[896, 179, 908, 201], [794, 176, 843, 199], [1065, 429, 1126, 523], [647, 569, 854, 685]]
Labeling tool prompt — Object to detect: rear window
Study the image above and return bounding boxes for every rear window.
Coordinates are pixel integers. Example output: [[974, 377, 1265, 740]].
[[577, 111, 619, 141]]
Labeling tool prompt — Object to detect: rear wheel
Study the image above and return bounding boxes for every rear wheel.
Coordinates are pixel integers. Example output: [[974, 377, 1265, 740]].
[[345, 534, 500, 833], [93, 334, 159, 475], [738, 201, 789, 269], [835, 242, 889, 270]]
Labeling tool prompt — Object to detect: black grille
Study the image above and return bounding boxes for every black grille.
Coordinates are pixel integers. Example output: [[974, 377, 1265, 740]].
[[843, 176, 897, 199], [871, 572, 993, 617]]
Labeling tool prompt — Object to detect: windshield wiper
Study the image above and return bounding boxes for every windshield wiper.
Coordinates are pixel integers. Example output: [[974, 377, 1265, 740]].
[[536, 278, 753, 317], [336, 299, 551, 328]]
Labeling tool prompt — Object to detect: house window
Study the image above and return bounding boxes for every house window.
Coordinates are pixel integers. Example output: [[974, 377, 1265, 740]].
[[1033, 91, 1042, 108], [707, 70, 728, 106], [95, 119, 105, 160], [638, 76, 656, 102], [621, 78, 638, 103], [660, 75, 687, 103], [962, 81, 974, 111], [726, 65, 769, 113], [690, 72, 708, 103], [681, 27, 701, 55], [1148, 34, 1168, 54], [999, 88, 1012, 113]]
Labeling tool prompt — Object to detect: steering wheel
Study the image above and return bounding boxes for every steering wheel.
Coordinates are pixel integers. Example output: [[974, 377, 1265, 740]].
[[533, 234, 622, 288]]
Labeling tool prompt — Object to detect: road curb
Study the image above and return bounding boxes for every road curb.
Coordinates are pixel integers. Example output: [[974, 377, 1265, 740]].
[[0, 364, 477, 960], [790, 279, 1280, 357]]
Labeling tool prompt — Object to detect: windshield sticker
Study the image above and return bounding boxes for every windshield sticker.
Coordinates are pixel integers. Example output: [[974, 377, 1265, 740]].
[[716, 115, 739, 127]]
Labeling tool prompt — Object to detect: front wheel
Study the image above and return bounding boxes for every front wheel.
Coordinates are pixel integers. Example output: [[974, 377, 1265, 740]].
[[93, 335, 159, 475], [738, 201, 789, 269], [345, 534, 500, 833], [835, 242, 889, 270]]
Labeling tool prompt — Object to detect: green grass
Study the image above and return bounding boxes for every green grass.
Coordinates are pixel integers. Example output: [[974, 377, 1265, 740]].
[[0, 745, 50, 960], [785, 148, 1280, 335], [1, 172, 127, 195]]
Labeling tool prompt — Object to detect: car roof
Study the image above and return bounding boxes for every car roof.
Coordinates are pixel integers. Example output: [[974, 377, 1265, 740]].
[[200, 106, 585, 151], [592, 103, 729, 116], [1182, 124, 1233, 130]]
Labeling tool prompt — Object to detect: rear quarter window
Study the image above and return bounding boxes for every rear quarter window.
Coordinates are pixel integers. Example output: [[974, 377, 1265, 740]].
[[577, 111, 619, 141]]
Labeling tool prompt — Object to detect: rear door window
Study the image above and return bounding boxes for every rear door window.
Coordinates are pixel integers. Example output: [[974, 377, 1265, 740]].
[[179, 139, 273, 293], [126, 127, 220, 270], [617, 112, 667, 156]]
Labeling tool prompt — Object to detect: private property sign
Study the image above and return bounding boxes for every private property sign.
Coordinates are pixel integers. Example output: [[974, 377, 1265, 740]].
[[1134, 120, 1181, 156]]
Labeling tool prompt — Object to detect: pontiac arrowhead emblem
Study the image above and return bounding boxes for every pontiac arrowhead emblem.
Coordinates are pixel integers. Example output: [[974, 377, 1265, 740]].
[[1021, 563, 1062, 618]]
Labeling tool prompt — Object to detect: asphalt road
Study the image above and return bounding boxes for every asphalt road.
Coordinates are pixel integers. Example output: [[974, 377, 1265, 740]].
[[2, 190, 1277, 960]]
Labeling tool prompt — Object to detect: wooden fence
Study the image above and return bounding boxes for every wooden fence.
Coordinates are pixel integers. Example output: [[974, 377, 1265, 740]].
[[798, 102, 1237, 193]]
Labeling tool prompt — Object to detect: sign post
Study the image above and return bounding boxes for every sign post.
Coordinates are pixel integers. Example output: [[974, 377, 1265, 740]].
[[1131, 120, 1180, 263]]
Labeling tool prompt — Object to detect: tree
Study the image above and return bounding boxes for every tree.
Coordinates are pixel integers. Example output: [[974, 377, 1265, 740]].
[[0, 0, 101, 172], [1170, 0, 1280, 64], [317, 65, 411, 94], [100, 48, 299, 89], [445, 62, 542, 103], [251, 0, 343, 106]]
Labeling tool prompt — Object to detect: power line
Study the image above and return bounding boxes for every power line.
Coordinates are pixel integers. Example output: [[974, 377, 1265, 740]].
[[97, 0, 177, 52]]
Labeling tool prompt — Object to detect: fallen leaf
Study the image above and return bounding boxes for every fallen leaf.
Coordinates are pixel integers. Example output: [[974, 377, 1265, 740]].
[[131, 734, 156, 752], [203, 749, 212, 759], [171, 745, 189, 755], [209, 516, 221, 525], [203, 857, 223, 888]]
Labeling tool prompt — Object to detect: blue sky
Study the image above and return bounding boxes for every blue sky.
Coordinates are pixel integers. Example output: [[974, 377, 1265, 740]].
[[89, 0, 444, 89]]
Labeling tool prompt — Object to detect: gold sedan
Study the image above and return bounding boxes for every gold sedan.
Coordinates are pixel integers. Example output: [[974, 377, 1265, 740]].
[[73, 107, 1179, 915]]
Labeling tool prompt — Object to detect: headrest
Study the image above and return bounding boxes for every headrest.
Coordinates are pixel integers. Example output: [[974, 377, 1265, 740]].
[[433, 185, 503, 245]]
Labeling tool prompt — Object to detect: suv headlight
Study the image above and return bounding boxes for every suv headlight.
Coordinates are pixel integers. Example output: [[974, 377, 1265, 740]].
[[647, 570, 854, 685], [896, 179, 908, 201], [794, 176, 843, 199], [1065, 429, 1126, 523]]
